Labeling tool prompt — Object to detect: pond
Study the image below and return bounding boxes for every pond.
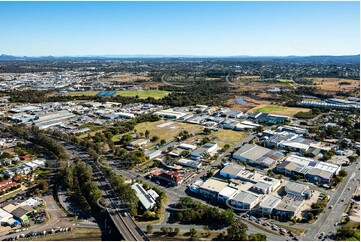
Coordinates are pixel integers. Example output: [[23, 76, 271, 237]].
[[235, 97, 248, 104]]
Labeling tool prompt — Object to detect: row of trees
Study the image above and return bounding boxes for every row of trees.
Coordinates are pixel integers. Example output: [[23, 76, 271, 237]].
[[63, 159, 102, 213]]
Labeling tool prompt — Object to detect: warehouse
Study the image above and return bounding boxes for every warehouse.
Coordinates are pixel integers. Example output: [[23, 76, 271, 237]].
[[154, 109, 187, 119], [178, 143, 197, 151], [274, 195, 305, 219], [220, 164, 245, 179], [147, 150, 162, 160], [0, 208, 14, 226], [217, 186, 238, 203], [232, 144, 284, 167]]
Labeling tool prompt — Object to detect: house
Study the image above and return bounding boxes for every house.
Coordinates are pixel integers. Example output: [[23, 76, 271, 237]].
[[129, 139, 148, 148], [258, 195, 282, 216], [0, 179, 18, 192], [199, 178, 228, 199], [131, 183, 156, 210], [190, 142, 218, 160], [24, 162, 39, 171], [232, 144, 284, 167], [31, 158, 46, 167], [229, 190, 262, 210]]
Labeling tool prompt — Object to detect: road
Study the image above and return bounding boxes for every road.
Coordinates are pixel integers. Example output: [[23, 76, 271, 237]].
[[302, 159, 360, 241], [62, 141, 148, 241]]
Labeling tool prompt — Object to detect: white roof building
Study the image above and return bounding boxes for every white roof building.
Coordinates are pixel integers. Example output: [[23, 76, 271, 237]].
[[131, 183, 156, 210]]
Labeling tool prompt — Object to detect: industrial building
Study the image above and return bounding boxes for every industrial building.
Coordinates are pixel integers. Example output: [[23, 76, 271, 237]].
[[199, 178, 228, 199], [285, 182, 312, 199], [274, 195, 305, 219], [229, 190, 262, 210], [258, 194, 282, 216], [232, 144, 284, 167], [190, 142, 218, 160], [176, 158, 202, 169]]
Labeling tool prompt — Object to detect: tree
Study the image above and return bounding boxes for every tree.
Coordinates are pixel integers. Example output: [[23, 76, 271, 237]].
[[174, 227, 180, 235], [145, 130, 150, 138], [151, 136, 160, 142], [146, 224, 153, 234], [306, 212, 314, 221], [38, 180, 49, 192], [203, 226, 210, 237], [249, 233, 267, 241], [226, 219, 248, 240], [339, 169, 348, 177], [34, 188, 40, 195], [189, 228, 197, 238], [160, 139, 166, 146]]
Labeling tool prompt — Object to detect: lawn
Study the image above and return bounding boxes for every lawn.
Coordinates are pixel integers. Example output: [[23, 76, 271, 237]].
[[248, 105, 311, 117], [115, 90, 170, 99], [135, 120, 203, 141]]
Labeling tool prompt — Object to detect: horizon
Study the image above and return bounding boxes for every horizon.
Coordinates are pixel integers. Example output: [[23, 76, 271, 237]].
[[0, 1, 360, 56]]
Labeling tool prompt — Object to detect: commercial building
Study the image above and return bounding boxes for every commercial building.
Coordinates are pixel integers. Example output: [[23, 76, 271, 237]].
[[218, 186, 238, 203], [220, 164, 245, 179], [258, 195, 282, 215], [178, 143, 197, 151], [285, 182, 312, 199], [229, 190, 262, 210], [0, 208, 14, 226], [199, 178, 228, 199], [150, 169, 183, 186], [232, 144, 284, 167], [154, 109, 187, 119], [131, 183, 156, 210], [276, 155, 340, 184], [274, 195, 305, 219]]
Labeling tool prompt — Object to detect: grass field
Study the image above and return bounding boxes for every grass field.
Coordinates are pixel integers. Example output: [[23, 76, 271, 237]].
[[135, 120, 203, 141], [115, 90, 170, 99], [310, 78, 359, 93], [213, 129, 248, 144], [248, 105, 311, 117], [34, 228, 102, 241]]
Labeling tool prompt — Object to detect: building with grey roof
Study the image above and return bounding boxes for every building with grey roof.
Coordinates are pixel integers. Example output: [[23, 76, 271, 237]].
[[190, 142, 218, 160], [229, 190, 262, 210], [232, 144, 284, 167], [274, 195, 305, 219], [258, 195, 282, 215], [285, 182, 311, 198], [219, 164, 244, 179]]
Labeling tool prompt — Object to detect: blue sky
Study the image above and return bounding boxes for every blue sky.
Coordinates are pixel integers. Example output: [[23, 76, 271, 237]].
[[0, 1, 359, 56]]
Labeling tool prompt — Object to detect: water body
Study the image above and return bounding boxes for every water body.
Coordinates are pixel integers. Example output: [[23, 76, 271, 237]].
[[235, 97, 248, 104]]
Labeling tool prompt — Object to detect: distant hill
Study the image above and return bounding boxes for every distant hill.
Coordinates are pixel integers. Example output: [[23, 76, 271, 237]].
[[0, 53, 359, 63]]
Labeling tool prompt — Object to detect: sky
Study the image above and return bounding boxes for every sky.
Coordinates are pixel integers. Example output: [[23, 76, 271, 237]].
[[0, 1, 359, 56]]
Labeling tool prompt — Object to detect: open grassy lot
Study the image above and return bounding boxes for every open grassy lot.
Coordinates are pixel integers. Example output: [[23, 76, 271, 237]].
[[29, 228, 102, 241], [310, 78, 359, 92], [248, 105, 311, 117], [63, 91, 100, 96], [135, 120, 203, 141], [115, 90, 170, 99], [213, 129, 248, 144], [278, 79, 294, 83]]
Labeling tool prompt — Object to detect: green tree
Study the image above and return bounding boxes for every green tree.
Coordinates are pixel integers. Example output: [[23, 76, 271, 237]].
[[249, 233, 267, 241], [189, 228, 197, 238], [174, 227, 180, 235], [339, 169, 348, 177], [226, 219, 248, 241], [146, 224, 153, 234]]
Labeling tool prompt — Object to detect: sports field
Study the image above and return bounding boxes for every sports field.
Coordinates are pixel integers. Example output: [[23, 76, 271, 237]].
[[135, 120, 203, 141], [278, 79, 294, 83], [115, 90, 170, 99], [248, 105, 311, 117]]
